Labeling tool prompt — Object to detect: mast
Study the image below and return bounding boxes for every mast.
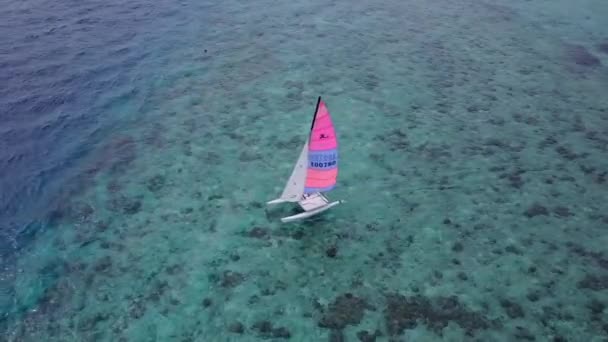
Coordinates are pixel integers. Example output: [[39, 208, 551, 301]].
[[309, 96, 322, 136]]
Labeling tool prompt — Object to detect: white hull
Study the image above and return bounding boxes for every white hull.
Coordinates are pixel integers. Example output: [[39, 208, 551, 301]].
[[267, 198, 288, 205], [280, 200, 342, 223]]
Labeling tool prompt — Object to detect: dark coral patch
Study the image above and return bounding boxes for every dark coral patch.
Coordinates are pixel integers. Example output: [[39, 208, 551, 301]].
[[202, 151, 222, 164], [108, 195, 142, 215], [499, 168, 526, 188], [512, 112, 540, 126], [36, 279, 74, 314], [526, 290, 541, 302], [524, 203, 548, 218], [252, 320, 271, 333], [271, 327, 291, 339], [220, 271, 245, 288], [378, 129, 409, 151], [249, 201, 263, 209], [291, 229, 305, 240], [565, 44, 601, 66], [555, 145, 580, 160], [577, 274, 608, 290], [77, 312, 110, 332], [239, 151, 261, 162], [318, 293, 374, 330], [106, 180, 122, 193], [384, 294, 493, 337], [566, 242, 608, 270], [595, 171, 607, 184], [165, 264, 183, 275], [95, 220, 109, 232], [208, 194, 223, 201], [418, 143, 452, 160], [357, 329, 382, 342], [146, 174, 166, 192], [247, 227, 270, 239], [504, 245, 523, 255], [146, 280, 169, 302], [451, 242, 464, 252], [251, 320, 291, 339], [93, 256, 113, 273], [500, 299, 525, 319], [588, 299, 605, 316], [538, 135, 557, 149], [326, 245, 338, 258], [329, 330, 345, 342], [129, 299, 146, 319], [514, 326, 536, 341], [228, 321, 244, 334], [48, 201, 95, 225], [201, 298, 212, 308], [457, 272, 469, 281], [553, 206, 573, 218], [598, 42, 608, 54]]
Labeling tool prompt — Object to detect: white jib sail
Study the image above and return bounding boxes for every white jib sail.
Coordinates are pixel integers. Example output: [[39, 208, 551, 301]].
[[279, 139, 309, 202]]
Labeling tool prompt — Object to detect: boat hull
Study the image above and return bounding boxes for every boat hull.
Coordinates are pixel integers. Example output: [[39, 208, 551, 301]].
[[280, 200, 342, 223], [267, 198, 287, 205]]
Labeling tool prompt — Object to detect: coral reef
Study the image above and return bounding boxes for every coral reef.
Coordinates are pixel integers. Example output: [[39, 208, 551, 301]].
[[2, 0, 607, 341]]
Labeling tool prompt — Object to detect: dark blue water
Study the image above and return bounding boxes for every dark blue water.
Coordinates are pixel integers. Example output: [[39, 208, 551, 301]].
[[0, 0, 205, 253]]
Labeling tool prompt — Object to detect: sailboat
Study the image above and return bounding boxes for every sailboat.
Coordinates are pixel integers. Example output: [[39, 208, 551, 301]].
[[267, 96, 343, 223]]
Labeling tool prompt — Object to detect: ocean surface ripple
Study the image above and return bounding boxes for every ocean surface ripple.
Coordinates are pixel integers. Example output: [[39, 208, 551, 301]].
[[0, 0, 198, 252]]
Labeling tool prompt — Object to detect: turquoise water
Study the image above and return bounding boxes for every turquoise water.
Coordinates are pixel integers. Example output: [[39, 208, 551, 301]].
[[2, 0, 608, 341]]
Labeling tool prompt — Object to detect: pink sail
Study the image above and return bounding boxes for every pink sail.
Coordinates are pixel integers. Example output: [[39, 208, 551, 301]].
[[304, 97, 338, 193]]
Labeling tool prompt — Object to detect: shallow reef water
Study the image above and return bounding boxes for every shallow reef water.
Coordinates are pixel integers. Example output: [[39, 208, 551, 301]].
[[1, 0, 608, 341]]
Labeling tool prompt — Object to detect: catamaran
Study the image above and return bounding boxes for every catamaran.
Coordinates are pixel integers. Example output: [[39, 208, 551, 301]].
[[267, 96, 343, 223]]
